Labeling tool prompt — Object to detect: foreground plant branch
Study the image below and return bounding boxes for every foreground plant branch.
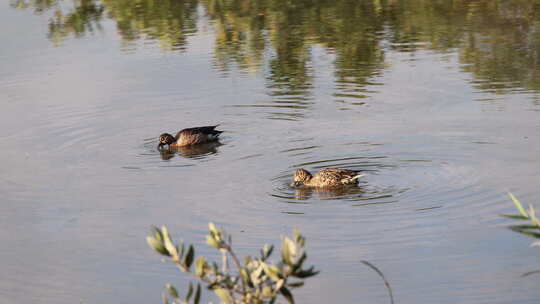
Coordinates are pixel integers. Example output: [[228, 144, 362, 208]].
[[147, 223, 319, 304], [503, 193, 540, 247]]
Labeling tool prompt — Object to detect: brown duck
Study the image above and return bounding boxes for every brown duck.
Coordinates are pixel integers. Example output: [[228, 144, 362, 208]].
[[291, 168, 364, 187], [158, 125, 223, 149]]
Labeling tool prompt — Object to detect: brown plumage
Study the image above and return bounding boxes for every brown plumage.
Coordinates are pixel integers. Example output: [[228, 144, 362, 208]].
[[291, 168, 363, 187], [158, 125, 223, 149]]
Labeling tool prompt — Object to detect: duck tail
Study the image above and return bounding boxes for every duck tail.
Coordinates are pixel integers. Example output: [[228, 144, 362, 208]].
[[351, 174, 364, 181], [342, 174, 364, 184]]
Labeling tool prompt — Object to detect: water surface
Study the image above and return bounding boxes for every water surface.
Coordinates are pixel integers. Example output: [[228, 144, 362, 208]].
[[2, 1, 540, 303]]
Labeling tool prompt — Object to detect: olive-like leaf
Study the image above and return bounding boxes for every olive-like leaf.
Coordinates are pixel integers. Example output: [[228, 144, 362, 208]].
[[184, 245, 194, 269], [502, 214, 530, 220], [195, 257, 208, 277], [151, 225, 163, 241], [161, 227, 178, 259], [165, 284, 179, 299], [509, 193, 528, 218], [240, 268, 251, 286], [207, 235, 220, 249], [281, 238, 293, 266], [293, 266, 319, 278], [261, 244, 274, 260], [262, 286, 274, 298], [209, 222, 218, 235], [186, 282, 194, 301], [280, 286, 295, 304], [263, 263, 282, 281], [287, 281, 304, 288], [194, 283, 201, 304], [214, 288, 234, 304], [146, 236, 169, 256]]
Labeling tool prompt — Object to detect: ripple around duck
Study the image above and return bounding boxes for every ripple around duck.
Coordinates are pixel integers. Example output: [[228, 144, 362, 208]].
[[271, 156, 405, 203]]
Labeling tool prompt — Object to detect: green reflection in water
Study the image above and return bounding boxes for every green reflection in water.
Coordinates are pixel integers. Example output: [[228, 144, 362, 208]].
[[11, 0, 540, 95]]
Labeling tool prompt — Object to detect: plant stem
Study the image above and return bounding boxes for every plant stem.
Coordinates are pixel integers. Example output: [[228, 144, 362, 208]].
[[227, 245, 247, 295]]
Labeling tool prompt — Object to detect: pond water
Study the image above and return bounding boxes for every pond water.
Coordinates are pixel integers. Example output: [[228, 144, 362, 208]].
[[2, 0, 540, 303]]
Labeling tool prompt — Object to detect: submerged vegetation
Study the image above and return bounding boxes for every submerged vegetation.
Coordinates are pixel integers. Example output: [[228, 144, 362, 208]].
[[146, 224, 318, 304]]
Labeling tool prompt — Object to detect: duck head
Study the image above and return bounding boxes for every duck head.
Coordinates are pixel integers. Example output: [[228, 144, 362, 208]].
[[291, 168, 312, 187], [157, 133, 175, 149]]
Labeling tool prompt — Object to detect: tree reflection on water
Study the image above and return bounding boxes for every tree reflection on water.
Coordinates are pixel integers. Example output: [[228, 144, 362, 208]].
[[11, 0, 540, 94]]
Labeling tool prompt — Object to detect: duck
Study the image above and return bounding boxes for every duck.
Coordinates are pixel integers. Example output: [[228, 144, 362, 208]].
[[291, 168, 364, 187], [158, 125, 223, 149]]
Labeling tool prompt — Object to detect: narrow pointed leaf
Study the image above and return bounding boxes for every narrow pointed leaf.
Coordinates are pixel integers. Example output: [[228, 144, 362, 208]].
[[194, 283, 201, 304], [280, 286, 295, 304], [165, 284, 179, 299], [186, 282, 194, 301], [184, 245, 195, 269], [146, 236, 169, 256], [214, 288, 234, 304], [195, 257, 208, 277], [509, 193, 528, 218], [501, 214, 529, 220], [161, 226, 178, 258], [207, 235, 220, 249]]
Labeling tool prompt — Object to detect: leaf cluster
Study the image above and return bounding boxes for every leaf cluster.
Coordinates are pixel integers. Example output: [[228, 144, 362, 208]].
[[147, 223, 318, 304], [503, 193, 540, 244]]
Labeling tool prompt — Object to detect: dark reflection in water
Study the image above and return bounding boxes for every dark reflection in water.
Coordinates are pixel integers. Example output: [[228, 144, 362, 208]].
[[158, 141, 222, 160], [292, 185, 366, 201], [12, 0, 540, 99]]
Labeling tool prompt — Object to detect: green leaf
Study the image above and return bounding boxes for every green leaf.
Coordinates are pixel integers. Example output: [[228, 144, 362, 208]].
[[184, 245, 195, 269], [280, 286, 295, 304], [194, 283, 201, 304], [281, 237, 294, 266], [509, 193, 529, 218], [195, 256, 208, 277], [240, 268, 251, 286], [501, 214, 529, 220], [151, 225, 164, 241], [214, 288, 234, 304], [262, 286, 274, 298], [209, 222, 219, 235], [292, 253, 307, 271], [294, 229, 305, 247], [165, 284, 179, 299], [207, 235, 220, 249], [179, 243, 185, 260], [293, 266, 319, 278], [161, 226, 178, 259], [287, 281, 304, 288], [208, 223, 222, 242], [146, 236, 169, 256], [261, 244, 274, 260], [263, 263, 282, 281], [186, 282, 194, 301]]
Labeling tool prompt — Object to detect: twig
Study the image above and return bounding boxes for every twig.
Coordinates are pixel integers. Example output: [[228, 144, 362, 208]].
[[361, 260, 395, 304]]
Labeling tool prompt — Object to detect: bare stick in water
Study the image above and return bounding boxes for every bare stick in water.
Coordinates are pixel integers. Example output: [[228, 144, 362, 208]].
[[360, 260, 395, 304]]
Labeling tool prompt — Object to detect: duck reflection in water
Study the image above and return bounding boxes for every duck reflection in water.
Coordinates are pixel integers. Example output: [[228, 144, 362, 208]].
[[159, 141, 222, 160], [290, 168, 365, 200], [293, 184, 365, 200]]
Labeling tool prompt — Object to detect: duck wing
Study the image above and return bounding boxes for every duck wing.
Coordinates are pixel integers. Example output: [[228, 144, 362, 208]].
[[176, 125, 222, 138], [318, 168, 362, 184]]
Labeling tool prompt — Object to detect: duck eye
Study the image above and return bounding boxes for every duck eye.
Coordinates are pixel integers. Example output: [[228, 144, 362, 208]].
[[160, 136, 165, 142]]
